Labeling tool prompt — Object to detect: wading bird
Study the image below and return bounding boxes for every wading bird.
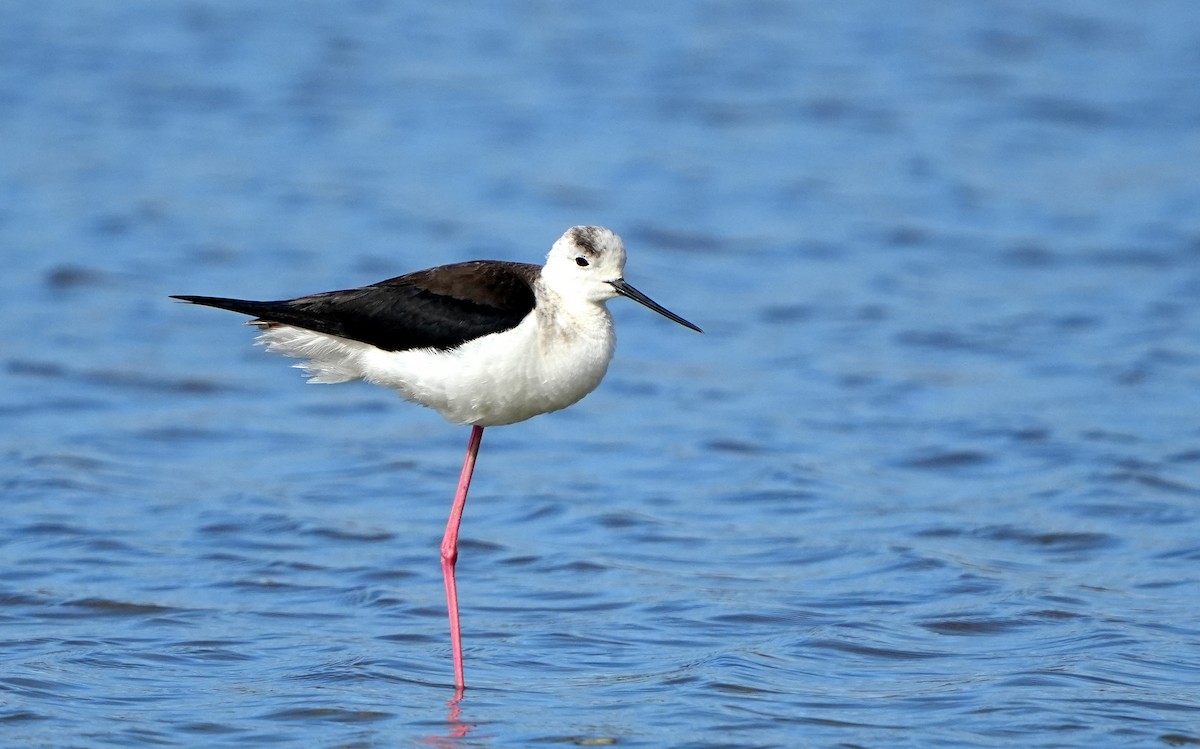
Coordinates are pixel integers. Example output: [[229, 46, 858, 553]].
[[173, 225, 700, 689]]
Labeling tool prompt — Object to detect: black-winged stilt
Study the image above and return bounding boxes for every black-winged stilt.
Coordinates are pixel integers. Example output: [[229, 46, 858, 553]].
[[173, 225, 700, 690]]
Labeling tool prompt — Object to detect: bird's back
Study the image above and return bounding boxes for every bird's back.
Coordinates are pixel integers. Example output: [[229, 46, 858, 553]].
[[173, 261, 541, 353]]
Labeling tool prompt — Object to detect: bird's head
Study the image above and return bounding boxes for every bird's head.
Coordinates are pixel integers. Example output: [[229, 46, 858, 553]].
[[542, 226, 701, 332], [542, 225, 628, 303]]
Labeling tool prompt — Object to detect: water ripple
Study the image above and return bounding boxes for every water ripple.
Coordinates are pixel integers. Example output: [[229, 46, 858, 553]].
[[2, 2, 1200, 746]]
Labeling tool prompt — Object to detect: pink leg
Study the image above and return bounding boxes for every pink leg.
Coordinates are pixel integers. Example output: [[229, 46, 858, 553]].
[[441, 424, 483, 690]]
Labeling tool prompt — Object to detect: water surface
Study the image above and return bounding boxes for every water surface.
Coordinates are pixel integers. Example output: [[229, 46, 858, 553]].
[[3, 2, 1200, 746]]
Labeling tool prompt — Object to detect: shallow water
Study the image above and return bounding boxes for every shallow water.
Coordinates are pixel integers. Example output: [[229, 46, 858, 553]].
[[4, 2, 1200, 746]]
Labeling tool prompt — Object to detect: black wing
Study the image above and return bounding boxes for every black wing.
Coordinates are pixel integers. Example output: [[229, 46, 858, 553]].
[[172, 261, 541, 352]]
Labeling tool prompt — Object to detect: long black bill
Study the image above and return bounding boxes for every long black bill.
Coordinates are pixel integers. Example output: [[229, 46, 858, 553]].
[[609, 279, 703, 333]]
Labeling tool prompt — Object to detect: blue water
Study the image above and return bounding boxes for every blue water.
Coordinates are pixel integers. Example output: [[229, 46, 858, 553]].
[[4, 1, 1200, 746]]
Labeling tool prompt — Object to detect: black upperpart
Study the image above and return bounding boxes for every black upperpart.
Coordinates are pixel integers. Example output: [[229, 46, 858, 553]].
[[173, 261, 541, 352]]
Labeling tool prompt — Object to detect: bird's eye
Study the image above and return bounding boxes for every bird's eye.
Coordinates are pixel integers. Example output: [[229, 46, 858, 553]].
[[575, 257, 589, 267]]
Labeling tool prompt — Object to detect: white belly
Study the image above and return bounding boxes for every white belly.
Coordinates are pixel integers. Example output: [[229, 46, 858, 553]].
[[256, 303, 617, 427]]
